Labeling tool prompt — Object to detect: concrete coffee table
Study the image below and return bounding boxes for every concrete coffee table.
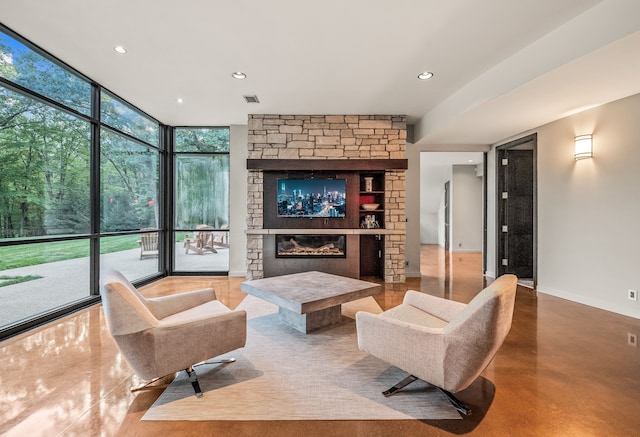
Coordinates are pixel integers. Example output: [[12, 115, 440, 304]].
[[240, 271, 381, 333]]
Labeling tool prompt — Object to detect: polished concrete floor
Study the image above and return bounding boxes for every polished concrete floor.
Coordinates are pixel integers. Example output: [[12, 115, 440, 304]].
[[1, 246, 639, 436]]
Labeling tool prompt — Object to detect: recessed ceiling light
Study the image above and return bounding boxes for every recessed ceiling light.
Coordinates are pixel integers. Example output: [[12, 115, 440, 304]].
[[176, 98, 184, 104], [114, 46, 127, 54], [417, 71, 434, 80], [232, 72, 247, 80], [467, 159, 474, 163]]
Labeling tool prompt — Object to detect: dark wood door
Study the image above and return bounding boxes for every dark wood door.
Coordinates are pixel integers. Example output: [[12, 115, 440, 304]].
[[497, 147, 535, 279], [444, 181, 450, 251], [360, 234, 383, 278]]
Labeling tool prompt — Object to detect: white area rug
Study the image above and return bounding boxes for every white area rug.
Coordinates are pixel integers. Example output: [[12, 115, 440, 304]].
[[142, 295, 461, 421]]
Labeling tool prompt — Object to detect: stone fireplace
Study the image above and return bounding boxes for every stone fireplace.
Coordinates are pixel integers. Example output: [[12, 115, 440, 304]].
[[246, 114, 407, 282]]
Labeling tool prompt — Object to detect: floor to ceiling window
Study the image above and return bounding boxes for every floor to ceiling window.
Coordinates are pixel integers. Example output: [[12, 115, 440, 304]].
[[0, 25, 216, 339], [98, 103, 162, 280], [0, 29, 97, 335], [173, 127, 230, 273], [0, 25, 232, 338]]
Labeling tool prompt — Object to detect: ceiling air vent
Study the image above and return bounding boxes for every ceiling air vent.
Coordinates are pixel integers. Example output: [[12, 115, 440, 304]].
[[243, 95, 260, 103]]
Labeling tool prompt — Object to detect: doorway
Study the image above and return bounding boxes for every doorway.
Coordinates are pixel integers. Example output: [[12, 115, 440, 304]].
[[496, 134, 537, 285], [419, 152, 484, 276]]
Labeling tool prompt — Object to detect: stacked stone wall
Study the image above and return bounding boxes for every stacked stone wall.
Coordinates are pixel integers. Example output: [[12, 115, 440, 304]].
[[246, 114, 406, 282]]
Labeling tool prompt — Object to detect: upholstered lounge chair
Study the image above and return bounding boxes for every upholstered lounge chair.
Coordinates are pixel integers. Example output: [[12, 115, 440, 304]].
[[356, 274, 518, 414], [99, 268, 247, 397]]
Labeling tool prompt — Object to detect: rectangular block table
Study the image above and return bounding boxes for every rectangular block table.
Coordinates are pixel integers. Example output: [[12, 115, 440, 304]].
[[240, 271, 381, 333]]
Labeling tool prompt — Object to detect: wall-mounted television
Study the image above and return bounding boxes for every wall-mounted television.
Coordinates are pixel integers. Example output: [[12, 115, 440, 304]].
[[277, 178, 346, 218]]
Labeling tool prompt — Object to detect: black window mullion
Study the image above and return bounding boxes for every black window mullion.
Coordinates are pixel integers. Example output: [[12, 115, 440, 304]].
[[0, 77, 95, 124], [90, 84, 101, 296], [164, 125, 175, 274]]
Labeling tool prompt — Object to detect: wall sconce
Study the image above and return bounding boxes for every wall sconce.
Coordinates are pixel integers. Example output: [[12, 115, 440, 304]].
[[574, 134, 593, 160]]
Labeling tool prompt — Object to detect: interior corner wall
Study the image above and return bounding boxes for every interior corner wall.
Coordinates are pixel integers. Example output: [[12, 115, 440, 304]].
[[490, 92, 640, 319], [419, 153, 438, 244], [404, 141, 423, 277], [229, 124, 248, 277]]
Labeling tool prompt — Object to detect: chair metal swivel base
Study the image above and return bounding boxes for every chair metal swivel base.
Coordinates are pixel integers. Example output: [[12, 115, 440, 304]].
[[130, 376, 170, 393], [383, 374, 472, 415], [130, 358, 236, 398], [189, 357, 236, 397]]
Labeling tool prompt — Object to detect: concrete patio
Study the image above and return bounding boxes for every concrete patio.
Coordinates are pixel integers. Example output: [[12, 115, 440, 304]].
[[0, 243, 229, 328]]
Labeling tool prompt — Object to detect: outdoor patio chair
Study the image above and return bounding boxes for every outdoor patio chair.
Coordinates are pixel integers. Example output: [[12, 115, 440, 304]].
[[211, 224, 230, 249], [137, 229, 159, 259], [184, 224, 229, 255]]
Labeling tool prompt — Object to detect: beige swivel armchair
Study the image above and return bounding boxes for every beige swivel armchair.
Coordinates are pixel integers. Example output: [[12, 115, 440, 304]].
[[356, 274, 518, 414], [99, 268, 247, 397]]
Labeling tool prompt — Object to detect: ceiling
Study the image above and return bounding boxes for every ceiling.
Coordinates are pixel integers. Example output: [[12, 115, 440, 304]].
[[2, 0, 640, 146]]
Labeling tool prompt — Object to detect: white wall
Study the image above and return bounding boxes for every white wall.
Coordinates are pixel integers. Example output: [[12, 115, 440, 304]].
[[229, 124, 248, 277], [419, 152, 439, 244], [419, 153, 438, 244], [420, 213, 438, 244], [488, 93, 640, 319], [451, 165, 483, 252], [405, 144, 422, 277]]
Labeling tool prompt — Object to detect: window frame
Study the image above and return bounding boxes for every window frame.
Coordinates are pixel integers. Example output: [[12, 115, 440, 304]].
[[0, 24, 167, 339], [170, 126, 230, 275]]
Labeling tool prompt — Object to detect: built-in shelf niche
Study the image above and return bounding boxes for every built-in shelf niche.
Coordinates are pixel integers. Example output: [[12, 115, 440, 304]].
[[359, 172, 385, 229]]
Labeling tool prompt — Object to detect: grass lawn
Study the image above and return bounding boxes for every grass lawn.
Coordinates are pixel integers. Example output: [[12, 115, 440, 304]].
[[0, 275, 43, 287], [0, 235, 141, 270]]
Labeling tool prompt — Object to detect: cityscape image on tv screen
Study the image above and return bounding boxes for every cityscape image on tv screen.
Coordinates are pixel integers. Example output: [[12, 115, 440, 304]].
[[277, 178, 346, 218]]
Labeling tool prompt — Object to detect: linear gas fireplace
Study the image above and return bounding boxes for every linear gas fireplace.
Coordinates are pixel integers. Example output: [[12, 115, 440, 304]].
[[276, 234, 346, 258]]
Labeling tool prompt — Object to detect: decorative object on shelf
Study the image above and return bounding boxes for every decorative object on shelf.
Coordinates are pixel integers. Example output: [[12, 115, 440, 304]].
[[361, 203, 380, 211], [364, 176, 374, 192], [361, 215, 380, 229]]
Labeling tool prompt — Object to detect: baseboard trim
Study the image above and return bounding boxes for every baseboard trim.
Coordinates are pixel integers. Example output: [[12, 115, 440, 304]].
[[405, 269, 422, 278], [537, 285, 640, 320]]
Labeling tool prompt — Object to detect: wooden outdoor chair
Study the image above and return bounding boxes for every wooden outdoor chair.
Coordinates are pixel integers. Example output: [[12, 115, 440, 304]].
[[211, 224, 230, 249], [184, 224, 229, 255], [137, 229, 159, 259]]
